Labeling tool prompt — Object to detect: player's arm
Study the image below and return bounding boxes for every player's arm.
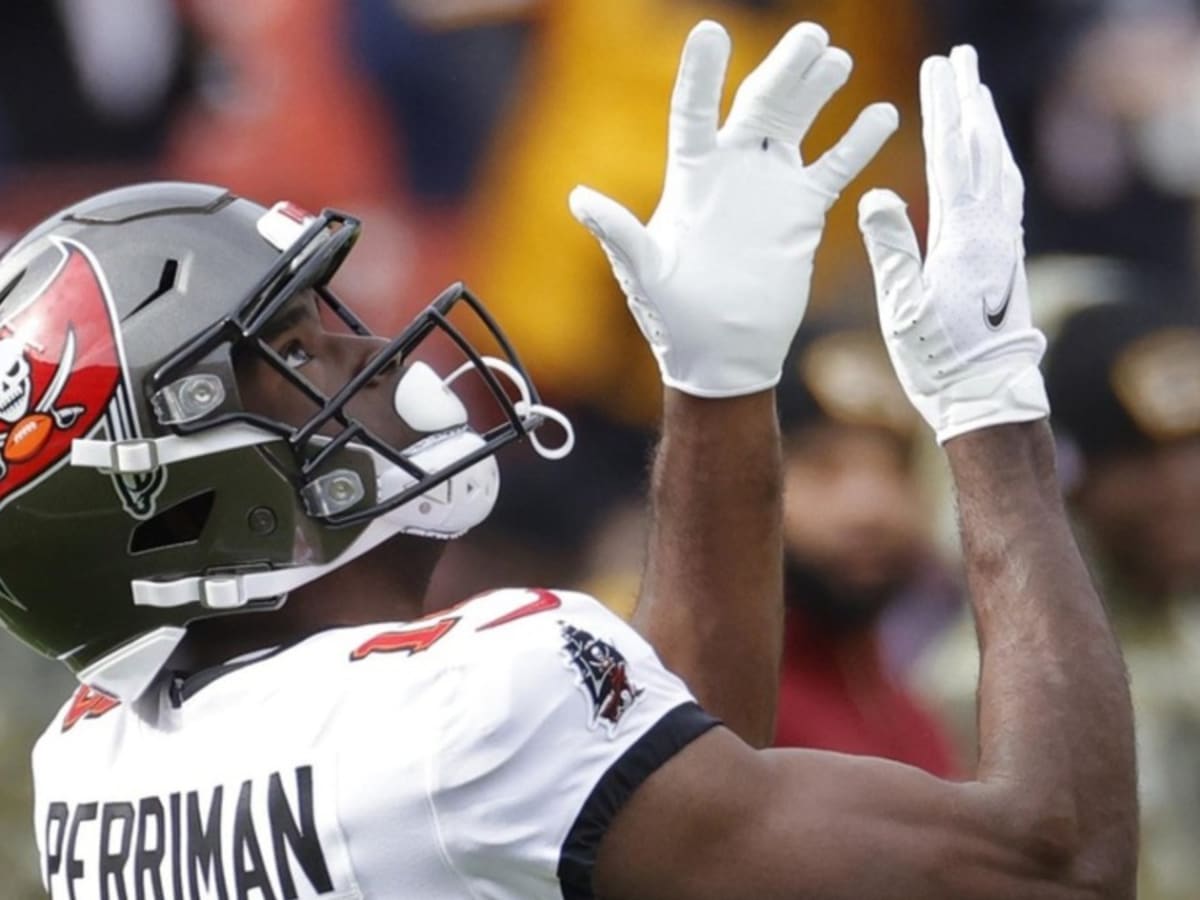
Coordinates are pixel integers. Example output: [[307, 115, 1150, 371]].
[[571, 20, 897, 745], [594, 46, 1136, 900], [596, 423, 1134, 900], [638, 389, 781, 746]]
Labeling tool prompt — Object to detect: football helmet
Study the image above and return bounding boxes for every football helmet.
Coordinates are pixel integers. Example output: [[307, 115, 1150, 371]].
[[0, 182, 571, 700]]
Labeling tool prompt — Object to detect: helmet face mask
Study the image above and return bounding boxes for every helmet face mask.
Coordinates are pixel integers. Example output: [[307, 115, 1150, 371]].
[[0, 182, 566, 700], [150, 205, 541, 528]]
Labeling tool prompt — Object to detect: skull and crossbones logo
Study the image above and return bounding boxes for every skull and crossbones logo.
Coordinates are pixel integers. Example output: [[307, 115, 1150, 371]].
[[0, 328, 85, 479]]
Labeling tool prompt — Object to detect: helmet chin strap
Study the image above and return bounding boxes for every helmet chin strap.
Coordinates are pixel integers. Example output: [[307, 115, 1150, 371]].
[[374, 429, 499, 538]]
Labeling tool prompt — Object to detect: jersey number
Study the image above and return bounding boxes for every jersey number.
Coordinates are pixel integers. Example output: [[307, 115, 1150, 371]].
[[350, 589, 563, 661]]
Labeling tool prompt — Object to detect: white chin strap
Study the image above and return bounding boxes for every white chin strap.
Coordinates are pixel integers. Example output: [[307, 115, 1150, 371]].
[[374, 428, 500, 539]]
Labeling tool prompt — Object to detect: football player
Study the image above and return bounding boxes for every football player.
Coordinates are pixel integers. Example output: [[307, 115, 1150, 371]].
[[0, 20, 1135, 900]]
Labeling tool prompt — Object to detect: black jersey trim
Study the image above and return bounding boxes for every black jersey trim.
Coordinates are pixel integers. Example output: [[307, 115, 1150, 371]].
[[166, 644, 288, 706], [557, 701, 719, 899]]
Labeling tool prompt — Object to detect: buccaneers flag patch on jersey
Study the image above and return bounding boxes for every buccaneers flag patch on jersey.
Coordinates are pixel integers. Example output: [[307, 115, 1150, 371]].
[[560, 622, 644, 736], [0, 242, 122, 506]]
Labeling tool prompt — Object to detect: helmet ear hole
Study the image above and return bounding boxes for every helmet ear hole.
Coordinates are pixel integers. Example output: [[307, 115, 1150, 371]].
[[129, 490, 217, 554]]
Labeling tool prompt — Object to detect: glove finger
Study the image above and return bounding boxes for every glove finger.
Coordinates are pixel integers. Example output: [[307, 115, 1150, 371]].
[[858, 189, 924, 325], [669, 20, 732, 159], [979, 85, 1025, 218], [809, 102, 899, 198], [949, 44, 981, 100], [920, 55, 969, 242], [724, 22, 831, 143], [949, 44, 1002, 200], [568, 184, 657, 278], [790, 47, 854, 150], [968, 83, 1008, 200], [919, 55, 946, 246]]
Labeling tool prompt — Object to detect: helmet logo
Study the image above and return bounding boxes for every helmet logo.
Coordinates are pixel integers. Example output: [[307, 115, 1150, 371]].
[[0, 338, 33, 424], [0, 330, 86, 470], [0, 246, 123, 508], [113, 468, 167, 519]]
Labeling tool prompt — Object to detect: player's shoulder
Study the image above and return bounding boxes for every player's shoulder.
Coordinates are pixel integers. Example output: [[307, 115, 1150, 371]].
[[34, 590, 643, 750], [337, 587, 676, 730]]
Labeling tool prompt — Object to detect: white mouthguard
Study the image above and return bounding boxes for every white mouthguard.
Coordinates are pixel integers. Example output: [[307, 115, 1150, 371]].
[[393, 361, 469, 433]]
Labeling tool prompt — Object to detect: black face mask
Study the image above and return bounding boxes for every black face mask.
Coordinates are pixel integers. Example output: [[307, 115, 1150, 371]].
[[151, 209, 543, 529], [783, 556, 901, 634]]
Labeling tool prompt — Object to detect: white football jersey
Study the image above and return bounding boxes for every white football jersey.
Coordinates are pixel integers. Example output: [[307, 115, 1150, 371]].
[[31, 588, 716, 899]]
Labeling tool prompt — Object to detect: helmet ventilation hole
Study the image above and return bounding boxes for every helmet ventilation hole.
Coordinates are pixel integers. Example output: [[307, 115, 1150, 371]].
[[129, 259, 180, 316], [129, 490, 216, 554]]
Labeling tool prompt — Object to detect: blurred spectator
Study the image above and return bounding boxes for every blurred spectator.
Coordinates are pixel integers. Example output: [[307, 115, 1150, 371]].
[[0, 0, 190, 165], [462, 0, 933, 426], [919, 280, 1200, 900], [771, 320, 960, 775], [1048, 294, 1200, 899], [166, 0, 420, 330], [348, 0, 537, 209], [0, 0, 196, 237], [931, 0, 1200, 280], [345, 0, 540, 311]]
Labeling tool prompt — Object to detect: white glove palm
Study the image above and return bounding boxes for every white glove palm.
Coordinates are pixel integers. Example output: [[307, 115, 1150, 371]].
[[858, 46, 1048, 443], [570, 20, 898, 398]]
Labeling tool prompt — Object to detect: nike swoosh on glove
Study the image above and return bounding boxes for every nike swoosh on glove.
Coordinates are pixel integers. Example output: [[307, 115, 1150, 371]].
[[570, 19, 898, 398], [858, 45, 1049, 443]]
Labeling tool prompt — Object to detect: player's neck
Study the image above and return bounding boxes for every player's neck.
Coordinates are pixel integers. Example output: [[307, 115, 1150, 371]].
[[172, 535, 445, 673]]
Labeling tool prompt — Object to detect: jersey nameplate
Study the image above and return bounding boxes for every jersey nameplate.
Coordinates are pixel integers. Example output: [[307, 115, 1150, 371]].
[[42, 764, 349, 899]]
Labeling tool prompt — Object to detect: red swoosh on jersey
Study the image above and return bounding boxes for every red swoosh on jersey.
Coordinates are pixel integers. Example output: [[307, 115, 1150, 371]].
[[476, 588, 562, 631]]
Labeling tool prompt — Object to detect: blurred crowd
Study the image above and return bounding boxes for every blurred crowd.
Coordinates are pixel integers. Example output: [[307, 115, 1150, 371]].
[[0, 2, 1197, 898]]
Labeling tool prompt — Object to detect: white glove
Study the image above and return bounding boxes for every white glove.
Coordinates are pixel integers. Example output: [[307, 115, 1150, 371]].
[[569, 20, 898, 398], [858, 46, 1049, 444]]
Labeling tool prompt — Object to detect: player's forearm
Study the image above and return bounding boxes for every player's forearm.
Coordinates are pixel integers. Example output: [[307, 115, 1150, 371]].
[[946, 422, 1136, 892], [635, 388, 784, 747]]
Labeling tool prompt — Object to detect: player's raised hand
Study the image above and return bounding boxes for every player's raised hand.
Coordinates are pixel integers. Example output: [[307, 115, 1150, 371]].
[[858, 46, 1048, 443], [569, 20, 898, 398]]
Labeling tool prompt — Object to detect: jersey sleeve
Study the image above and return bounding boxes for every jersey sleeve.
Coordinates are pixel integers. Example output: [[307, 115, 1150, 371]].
[[427, 589, 719, 900]]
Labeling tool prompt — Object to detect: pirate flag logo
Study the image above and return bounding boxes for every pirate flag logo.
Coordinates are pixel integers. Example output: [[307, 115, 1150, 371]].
[[0, 328, 86, 472], [560, 622, 644, 736], [0, 241, 162, 516]]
